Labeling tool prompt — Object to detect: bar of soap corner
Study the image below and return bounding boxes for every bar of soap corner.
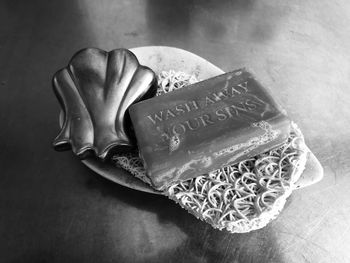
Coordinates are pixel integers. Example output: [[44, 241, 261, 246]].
[[129, 69, 291, 190]]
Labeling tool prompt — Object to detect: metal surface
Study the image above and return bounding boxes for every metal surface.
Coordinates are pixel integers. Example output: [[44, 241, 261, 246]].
[[0, 0, 349, 262]]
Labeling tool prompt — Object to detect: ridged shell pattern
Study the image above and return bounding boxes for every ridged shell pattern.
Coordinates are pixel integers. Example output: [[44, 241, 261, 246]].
[[52, 48, 157, 159]]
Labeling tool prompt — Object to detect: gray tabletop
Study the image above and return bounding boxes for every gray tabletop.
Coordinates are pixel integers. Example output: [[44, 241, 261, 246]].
[[1, 1, 349, 262]]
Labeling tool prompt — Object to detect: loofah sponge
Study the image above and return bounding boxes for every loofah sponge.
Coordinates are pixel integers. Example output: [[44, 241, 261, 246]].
[[112, 70, 308, 233]]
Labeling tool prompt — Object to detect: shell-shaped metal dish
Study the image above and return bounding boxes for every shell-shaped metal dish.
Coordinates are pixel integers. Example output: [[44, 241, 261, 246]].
[[53, 48, 157, 160]]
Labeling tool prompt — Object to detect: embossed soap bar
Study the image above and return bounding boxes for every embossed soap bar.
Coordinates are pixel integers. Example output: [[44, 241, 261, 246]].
[[129, 69, 291, 190]]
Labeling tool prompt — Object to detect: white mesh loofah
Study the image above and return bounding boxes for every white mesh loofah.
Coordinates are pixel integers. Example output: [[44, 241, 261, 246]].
[[111, 70, 308, 233], [165, 124, 307, 233]]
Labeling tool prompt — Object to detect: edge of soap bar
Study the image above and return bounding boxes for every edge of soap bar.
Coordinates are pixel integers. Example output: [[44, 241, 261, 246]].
[[129, 69, 291, 189]]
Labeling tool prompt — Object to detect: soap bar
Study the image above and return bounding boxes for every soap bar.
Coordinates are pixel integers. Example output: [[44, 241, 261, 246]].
[[129, 69, 291, 190]]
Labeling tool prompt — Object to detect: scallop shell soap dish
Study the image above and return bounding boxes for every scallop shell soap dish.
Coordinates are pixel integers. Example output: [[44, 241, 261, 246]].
[[53, 48, 157, 159]]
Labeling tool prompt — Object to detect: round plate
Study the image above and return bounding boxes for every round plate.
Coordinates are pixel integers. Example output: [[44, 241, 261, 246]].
[[59, 46, 323, 194]]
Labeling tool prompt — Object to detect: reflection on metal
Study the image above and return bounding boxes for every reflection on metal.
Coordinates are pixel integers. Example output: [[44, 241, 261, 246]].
[[52, 48, 157, 160]]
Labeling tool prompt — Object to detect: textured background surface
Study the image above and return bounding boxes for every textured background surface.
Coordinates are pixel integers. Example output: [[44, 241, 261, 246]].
[[0, 0, 349, 262]]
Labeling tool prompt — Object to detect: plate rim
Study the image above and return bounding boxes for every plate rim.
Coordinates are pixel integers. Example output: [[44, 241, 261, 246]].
[[58, 45, 323, 194]]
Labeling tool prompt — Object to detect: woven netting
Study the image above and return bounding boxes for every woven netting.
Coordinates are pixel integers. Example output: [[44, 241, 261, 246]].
[[112, 70, 308, 233]]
